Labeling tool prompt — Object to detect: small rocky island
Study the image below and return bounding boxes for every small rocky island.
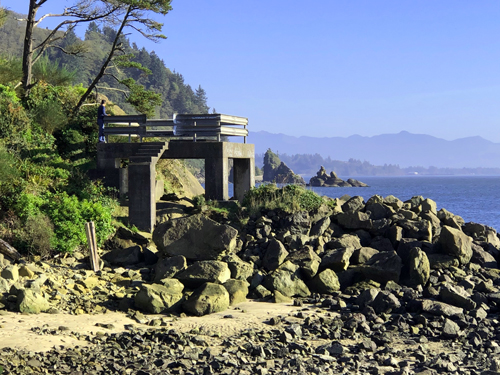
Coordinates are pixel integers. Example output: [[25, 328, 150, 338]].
[[309, 166, 369, 187], [262, 149, 305, 184]]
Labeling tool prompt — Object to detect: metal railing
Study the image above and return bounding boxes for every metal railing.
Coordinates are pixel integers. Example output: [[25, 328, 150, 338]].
[[103, 113, 248, 143]]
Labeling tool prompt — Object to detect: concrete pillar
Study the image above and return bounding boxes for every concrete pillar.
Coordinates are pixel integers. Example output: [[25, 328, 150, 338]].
[[205, 157, 229, 200], [128, 162, 156, 232], [233, 158, 255, 202], [97, 157, 120, 170], [119, 168, 128, 198]]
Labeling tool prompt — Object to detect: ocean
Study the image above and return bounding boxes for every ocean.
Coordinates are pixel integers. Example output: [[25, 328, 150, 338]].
[[307, 176, 500, 232], [233, 176, 500, 232]]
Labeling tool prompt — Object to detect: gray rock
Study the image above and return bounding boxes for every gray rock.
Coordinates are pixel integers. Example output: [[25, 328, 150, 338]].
[[440, 283, 476, 311], [280, 211, 311, 235], [183, 282, 230, 316], [420, 198, 437, 214], [384, 195, 403, 210], [326, 234, 362, 250], [442, 318, 460, 339], [308, 269, 340, 294], [320, 248, 354, 272], [102, 245, 143, 266], [369, 237, 394, 252], [262, 239, 289, 271], [16, 289, 50, 314], [134, 280, 184, 313], [408, 247, 430, 287], [223, 279, 249, 305], [398, 219, 432, 242], [427, 253, 460, 269], [176, 261, 231, 288], [341, 196, 365, 212], [438, 225, 473, 265], [310, 216, 331, 237], [153, 214, 238, 261], [225, 254, 254, 281], [360, 251, 402, 284], [366, 202, 395, 220], [286, 246, 321, 278], [154, 255, 187, 282], [471, 242, 498, 268], [1, 265, 19, 282], [420, 299, 464, 317], [371, 290, 401, 314], [336, 211, 372, 230], [356, 288, 379, 308], [263, 269, 311, 298], [351, 247, 379, 265]]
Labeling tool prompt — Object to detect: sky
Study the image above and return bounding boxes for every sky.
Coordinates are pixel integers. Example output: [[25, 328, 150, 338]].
[[5, 1, 500, 142]]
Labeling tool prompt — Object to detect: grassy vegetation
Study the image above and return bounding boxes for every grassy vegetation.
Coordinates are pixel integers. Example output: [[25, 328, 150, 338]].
[[242, 183, 332, 215]]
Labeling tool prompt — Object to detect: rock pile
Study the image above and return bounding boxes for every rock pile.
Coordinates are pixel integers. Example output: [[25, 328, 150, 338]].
[[2, 193, 500, 373], [309, 166, 368, 187]]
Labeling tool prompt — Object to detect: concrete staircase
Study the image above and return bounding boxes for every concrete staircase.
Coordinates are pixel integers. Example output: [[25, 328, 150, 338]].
[[129, 142, 168, 163]]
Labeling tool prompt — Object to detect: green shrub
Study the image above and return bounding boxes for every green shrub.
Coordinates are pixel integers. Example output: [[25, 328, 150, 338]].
[[15, 214, 54, 258], [243, 183, 325, 214], [44, 192, 115, 253], [0, 88, 29, 139]]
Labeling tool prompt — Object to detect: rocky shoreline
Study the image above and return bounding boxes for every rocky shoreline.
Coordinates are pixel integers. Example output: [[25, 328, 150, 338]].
[[2, 193, 500, 374]]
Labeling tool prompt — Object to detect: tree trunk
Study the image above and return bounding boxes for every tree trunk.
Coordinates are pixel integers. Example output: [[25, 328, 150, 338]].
[[22, 0, 39, 96], [74, 6, 131, 113]]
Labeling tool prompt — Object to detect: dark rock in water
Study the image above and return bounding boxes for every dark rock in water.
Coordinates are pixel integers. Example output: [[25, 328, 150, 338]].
[[153, 214, 238, 261], [309, 166, 369, 187]]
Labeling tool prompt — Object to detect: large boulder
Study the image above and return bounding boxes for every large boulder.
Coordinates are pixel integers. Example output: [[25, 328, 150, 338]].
[[16, 289, 50, 314], [153, 214, 238, 261], [134, 280, 184, 313], [286, 246, 321, 279], [320, 248, 354, 272], [223, 279, 249, 305], [183, 282, 230, 316], [176, 261, 231, 289], [308, 269, 340, 294], [438, 225, 473, 265], [263, 268, 311, 298], [224, 254, 254, 281], [154, 255, 187, 282], [102, 245, 143, 267], [360, 251, 402, 284], [262, 239, 289, 271], [407, 247, 430, 287]]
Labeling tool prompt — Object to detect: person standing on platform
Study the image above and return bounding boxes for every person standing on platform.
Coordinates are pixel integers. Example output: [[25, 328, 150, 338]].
[[97, 100, 108, 143]]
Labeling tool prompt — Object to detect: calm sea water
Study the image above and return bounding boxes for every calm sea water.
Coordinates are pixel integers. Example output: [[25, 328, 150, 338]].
[[231, 176, 500, 231]]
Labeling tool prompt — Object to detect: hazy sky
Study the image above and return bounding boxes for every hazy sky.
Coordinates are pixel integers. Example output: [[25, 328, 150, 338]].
[[6, 1, 500, 142]]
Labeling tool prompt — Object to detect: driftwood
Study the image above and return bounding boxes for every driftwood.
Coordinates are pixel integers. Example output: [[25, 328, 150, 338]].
[[85, 222, 100, 272], [0, 238, 21, 261]]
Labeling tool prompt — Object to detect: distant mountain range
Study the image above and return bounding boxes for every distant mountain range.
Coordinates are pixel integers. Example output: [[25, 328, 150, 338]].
[[247, 130, 500, 169]]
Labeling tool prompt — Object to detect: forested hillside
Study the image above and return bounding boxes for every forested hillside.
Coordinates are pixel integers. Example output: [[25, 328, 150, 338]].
[[0, 11, 209, 117], [0, 3, 209, 258]]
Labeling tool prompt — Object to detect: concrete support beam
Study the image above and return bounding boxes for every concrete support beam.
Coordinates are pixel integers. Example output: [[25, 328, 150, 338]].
[[233, 158, 255, 202], [128, 162, 156, 232], [205, 157, 229, 200]]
